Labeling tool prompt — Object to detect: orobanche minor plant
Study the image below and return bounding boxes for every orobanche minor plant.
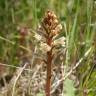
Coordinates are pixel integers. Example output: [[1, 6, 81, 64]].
[[36, 10, 65, 96]]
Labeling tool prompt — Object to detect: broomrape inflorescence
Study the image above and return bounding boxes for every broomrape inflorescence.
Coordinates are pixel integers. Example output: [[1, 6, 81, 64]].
[[35, 10, 65, 96], [37, 10, 62, 39]]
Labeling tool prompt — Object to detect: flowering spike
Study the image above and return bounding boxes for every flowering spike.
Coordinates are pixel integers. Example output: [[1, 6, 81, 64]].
[[37, 10, 63, 96], [38, 10, 62, 38]]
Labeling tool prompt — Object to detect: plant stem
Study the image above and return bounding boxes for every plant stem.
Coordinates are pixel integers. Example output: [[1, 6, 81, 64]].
[[46, 37, 52, 96]]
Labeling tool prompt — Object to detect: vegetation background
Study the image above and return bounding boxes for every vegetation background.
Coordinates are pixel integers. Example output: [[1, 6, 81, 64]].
[[0, 0, 96, 96]]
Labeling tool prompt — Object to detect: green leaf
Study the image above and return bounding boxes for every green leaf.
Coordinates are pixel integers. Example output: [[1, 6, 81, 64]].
[[64, 78, 76, 96]]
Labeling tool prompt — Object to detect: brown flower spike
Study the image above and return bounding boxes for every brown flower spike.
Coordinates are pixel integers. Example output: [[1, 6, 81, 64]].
[[38, 10, 62, 96], [38, 10, 62, 39]]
